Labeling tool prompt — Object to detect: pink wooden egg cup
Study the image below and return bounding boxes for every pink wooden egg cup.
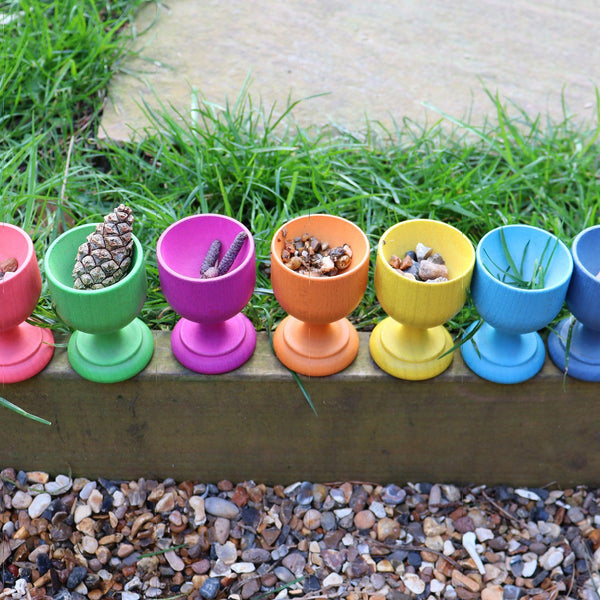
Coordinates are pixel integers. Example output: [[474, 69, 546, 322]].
[[157, 214, 257, 374], [0, 223, 54, 383]]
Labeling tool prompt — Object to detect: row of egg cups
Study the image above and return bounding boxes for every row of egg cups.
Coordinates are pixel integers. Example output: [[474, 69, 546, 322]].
[[1, 215, 598, 385]]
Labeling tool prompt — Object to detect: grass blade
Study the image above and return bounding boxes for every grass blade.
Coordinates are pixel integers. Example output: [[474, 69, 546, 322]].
[[0, 397, 51, 426]]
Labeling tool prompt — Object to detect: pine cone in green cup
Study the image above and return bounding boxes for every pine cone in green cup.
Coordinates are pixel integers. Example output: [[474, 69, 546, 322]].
[[72, 204, 134, 290]]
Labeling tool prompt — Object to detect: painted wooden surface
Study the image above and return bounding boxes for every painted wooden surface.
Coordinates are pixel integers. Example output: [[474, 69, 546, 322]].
[[2, 332, 598, 486]]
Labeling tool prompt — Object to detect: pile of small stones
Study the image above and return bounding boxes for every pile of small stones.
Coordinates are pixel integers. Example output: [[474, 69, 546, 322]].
[[389, 243, 449, 282], [2, 469, 600, 600], [281, 232, 352, 277]]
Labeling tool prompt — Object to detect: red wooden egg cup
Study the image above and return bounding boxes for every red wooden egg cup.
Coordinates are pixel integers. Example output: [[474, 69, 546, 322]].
[[0, 223, 54, 383], [157, 214, 257, 374]]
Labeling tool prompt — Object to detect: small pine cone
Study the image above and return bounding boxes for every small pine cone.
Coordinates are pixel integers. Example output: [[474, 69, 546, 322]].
[[73, 204, 134, 290]]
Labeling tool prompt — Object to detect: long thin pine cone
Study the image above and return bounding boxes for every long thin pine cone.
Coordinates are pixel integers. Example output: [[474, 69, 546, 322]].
[[217, 232, 248, 276], [72, 204, 134, 289], [200, 239, 222, 277]]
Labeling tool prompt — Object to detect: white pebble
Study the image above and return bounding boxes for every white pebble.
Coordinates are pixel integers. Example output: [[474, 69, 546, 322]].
[[81, 535, 98, 554], [334, 508, 352, 519], [475, 527, 494, 542], [15, 579, 27, 595], [443, 539, 455, 556], [74, 503, 92, 524], [430, 579, 445, 594], [112, 490, 125, 507], [522, 554, 538, 578], [323, 572, 344, 587], [79, 480, 97, 500], [189, 496, 206, 527], [515, 488, 541, 501], [402, 573, 426, 595], [45, 474, 72, 495], [11, 490, 32, 510], [121, 593, 140, 600], [231, 562, 256, 574], [540, 547, 564, 570], [215, 541, 237, 565], [330, 488, 347, 504], [369, 501, 386, 518], [28, 492, 51, 519], [87, 488, 104, 513]]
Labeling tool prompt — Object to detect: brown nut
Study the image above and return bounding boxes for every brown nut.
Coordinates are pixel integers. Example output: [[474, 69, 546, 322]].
[[0, 257, 18, 273]]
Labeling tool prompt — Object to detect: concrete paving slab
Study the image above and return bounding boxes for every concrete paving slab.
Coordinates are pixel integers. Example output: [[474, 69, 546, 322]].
[[101, 0, 600, 140]]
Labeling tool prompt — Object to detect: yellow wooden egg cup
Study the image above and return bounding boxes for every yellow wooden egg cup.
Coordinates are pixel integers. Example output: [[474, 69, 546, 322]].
[[369, 219, 475, 380]]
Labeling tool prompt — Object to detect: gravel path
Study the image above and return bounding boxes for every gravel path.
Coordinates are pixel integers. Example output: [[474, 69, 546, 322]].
[[1, 468, 599, 600]]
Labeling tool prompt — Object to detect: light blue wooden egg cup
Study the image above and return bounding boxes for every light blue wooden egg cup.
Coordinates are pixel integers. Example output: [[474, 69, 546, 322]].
[[461, 224, 573, 384]]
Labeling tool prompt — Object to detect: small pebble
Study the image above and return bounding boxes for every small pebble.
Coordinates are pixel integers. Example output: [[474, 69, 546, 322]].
[[381, 484, 406, 505], [403, 572, 426, 595], [303, 508, 321, 529], [28, 492, 51, 519], [323, 572, 344, 587], [199, 577, 220, 600], [354, 509, 375, 530], [204, 497, 239, 519], [11, 490, 32, 509]]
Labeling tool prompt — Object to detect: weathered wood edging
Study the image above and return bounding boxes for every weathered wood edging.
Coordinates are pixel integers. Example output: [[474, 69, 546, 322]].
[[2, 332, 598, 486]]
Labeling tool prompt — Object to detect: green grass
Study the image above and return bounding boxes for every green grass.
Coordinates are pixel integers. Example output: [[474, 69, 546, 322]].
[[2, 0, 600, 341]]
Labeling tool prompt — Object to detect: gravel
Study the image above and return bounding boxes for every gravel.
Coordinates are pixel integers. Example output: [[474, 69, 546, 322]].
[[1, 468, 600, 599]]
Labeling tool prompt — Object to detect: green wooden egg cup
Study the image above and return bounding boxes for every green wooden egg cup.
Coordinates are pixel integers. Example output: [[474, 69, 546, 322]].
[[45, 225, 153, 383]]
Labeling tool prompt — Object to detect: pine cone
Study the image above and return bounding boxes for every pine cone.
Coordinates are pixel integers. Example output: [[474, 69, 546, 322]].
[[72, 204, 134, 290]]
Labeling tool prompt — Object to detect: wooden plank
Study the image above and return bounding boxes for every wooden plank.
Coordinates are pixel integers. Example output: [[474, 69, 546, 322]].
[[2, 332, 597, 486]]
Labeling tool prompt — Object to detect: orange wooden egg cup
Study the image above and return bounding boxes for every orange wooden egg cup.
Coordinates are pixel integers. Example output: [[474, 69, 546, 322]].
[[270, 214, 370, 376]]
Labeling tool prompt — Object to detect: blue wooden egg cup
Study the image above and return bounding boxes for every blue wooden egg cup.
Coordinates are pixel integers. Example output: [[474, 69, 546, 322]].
[[548, 225, 600, 381]]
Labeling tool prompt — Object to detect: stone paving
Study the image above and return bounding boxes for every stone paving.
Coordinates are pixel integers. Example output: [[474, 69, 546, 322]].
[[101, 0, 600, 140]]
